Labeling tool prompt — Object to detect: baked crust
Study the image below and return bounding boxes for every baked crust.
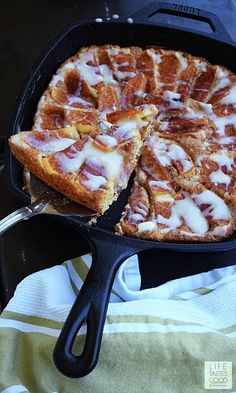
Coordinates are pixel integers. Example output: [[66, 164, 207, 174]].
[[10, 120, 148, 213], [116, 135, 235, 242], [9, 44, 236, 241]]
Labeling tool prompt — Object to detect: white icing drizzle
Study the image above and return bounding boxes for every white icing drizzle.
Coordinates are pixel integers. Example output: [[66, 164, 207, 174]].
[[143, 105, 157, 116], [119, 61, 129, 67], [99, 120, 113, 130], [199, 102, 214, 116], [67, 95, 93, 106], [209, 168, 231, 185], [99, 64, 117, 85], [215, 135, 236, 145], [213, 114, 236, 135], [175, 52, 188, 70], [192, 190, 231, 220], [33, 115, 43, 131], [151, 137, 193, 173], [216, 67, 230, 80], [208, 150, 234, 186], [138, 221, 157, 232], [99, 103, 118, 118], [211, 77, 231, 96], [181, 107, 205, 119], [159, 121, 169, 131], [11, 133, 29, 148], [36, 95, 46, 110], [51, 53, 118, 89], [135, 206, 148, 216], [211, 225, 229, 236], [157, 192, 209, 235], [96, 134, 117, 147], [77, 52, 103, 86], [23, 134, 75, 152], [203, 103, 236, 143], [155, 193, 175, 203], [82, 170, 107, 191], [109, 47, 130, 56], [49, 63, 75, 88], [210, 150, 234, 172], [199, 62, 207, 73], [134, 89, 146, 98], [149, 180, 171, 190], [220, 85, 236, 105], [162, 90, 184, 110], [55, 138, 123, 179], [163, 91, 181, 100], [147, 50, 162, 64], [129, 213, 145, 222], [116, 71, 136, 80], [114, 119, 146, 141], [127, 18, 133, 24]]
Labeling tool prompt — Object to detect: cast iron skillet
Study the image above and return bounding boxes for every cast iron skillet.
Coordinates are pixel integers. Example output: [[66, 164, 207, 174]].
[[5, 2, 236, 378]]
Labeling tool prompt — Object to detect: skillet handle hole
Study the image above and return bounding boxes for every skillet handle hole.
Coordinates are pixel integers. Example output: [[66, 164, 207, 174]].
[[148, 9, 214, 34], [71, 323, 87, 356]]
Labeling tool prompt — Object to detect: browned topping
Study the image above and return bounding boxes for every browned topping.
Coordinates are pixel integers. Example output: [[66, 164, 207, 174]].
[[20, 45, 235, 240]]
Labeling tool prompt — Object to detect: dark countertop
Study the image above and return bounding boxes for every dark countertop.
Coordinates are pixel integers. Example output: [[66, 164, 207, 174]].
[[1, 0, 236, 308]]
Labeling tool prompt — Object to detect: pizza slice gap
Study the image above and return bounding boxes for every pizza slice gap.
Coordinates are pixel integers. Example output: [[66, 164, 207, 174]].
[[9, 117, 148, 214], [116, 135, 235, 242]]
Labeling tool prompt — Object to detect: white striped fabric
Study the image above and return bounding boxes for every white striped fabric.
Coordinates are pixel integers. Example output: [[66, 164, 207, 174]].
[[1, 386, 29, 393], [1, 253, 236, 393]]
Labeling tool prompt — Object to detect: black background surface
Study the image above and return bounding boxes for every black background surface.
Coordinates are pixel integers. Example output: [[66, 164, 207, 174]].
[[1, 0, 236, 308]]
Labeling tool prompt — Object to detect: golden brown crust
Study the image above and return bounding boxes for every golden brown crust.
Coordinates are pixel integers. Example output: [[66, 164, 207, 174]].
[[10, 140, 113, 213], [116, 133, 235, 242], [9, 44, 236, 242], [10, 116, 147, 213]]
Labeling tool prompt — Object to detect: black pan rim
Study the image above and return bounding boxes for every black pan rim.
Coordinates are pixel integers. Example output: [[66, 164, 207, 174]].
[[5, 19, 236, 252]]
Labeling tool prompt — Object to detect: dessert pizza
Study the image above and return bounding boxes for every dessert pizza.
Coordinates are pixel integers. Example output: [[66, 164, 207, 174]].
[[116, 135, 234, 241], [10, 105, 157, 213], [9, 45, 236, 241]]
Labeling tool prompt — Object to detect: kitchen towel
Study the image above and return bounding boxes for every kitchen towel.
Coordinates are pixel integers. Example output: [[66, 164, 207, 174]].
[[0, 253, 236, 393]]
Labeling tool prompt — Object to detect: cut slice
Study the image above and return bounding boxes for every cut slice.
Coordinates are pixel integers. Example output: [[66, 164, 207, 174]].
[[197, 146, 236, 203], [139, 134, 195, 181], [10, 45, 236, 242], [116, 173, 234, 242], [116, 135, 234, 242], [9, 117, 148, 213]]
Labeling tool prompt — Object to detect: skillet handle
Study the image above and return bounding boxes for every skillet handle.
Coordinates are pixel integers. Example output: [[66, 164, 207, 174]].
[[53, 232, 139, 378], [130, 1, 234, 45]]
